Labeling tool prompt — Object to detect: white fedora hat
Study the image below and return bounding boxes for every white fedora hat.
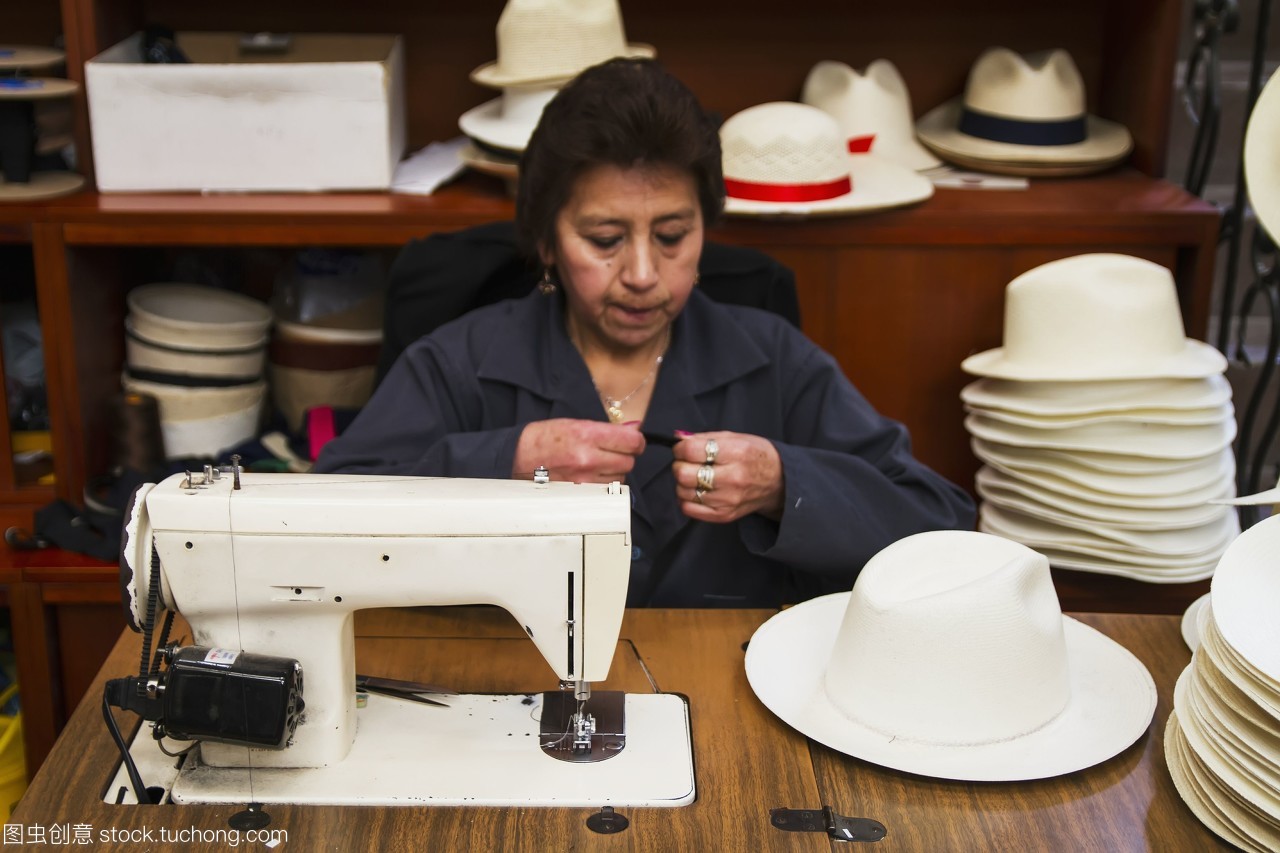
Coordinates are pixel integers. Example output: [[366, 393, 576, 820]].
[[916, 48, 1132, 169], [961, 375, 1233, 417], [721, 102, 933, 218], [1245, 69, 1280, 244], [965, 413, 1237, 460], [470, 0, 655, 89], [972, 438, 1236, 497], [745, 530, 1155, 781], [459, 84, 559, 155], [801, 59, 941, 172], [962, 254, 1228, 381]]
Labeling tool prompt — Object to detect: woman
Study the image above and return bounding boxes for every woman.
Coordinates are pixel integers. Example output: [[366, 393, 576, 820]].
[[315, 58, 975, 606]]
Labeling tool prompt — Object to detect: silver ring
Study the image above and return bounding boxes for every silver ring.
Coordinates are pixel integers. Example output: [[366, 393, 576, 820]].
[[704, 438, 719, 465], [696, 464, 715, 492], [695, 488, 706, 503]]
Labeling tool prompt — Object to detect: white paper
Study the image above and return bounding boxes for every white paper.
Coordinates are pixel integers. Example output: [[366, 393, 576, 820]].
[[922, 165, 1029, 190], [392, 137, 469, 196]]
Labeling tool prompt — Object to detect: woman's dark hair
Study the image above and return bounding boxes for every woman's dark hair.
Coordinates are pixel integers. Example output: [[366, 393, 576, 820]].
[[516, 58, 724, 259]]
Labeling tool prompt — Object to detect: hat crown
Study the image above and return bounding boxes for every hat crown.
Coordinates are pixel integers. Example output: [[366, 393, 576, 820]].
[[964, 47, 1086, 121], [1002, 254, 1193, 372], [489, 0, 637, 84], [824, 531, 1071, 745], [803, 59, 916, 139], [721, 102, 850, 185]]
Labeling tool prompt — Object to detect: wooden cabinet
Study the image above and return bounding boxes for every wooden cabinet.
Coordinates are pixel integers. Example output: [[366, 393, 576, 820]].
[[2, 0, 1221, 775]]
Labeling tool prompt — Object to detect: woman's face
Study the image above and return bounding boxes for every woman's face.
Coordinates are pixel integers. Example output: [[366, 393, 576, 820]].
[[543, 163, 703, 354]]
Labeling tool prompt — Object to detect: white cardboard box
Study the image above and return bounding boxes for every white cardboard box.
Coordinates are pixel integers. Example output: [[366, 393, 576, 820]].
[[86, 32, 406, 192]]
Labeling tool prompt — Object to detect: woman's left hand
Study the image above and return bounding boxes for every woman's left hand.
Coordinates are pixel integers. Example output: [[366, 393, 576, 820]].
[[672, 431, 784, 523]]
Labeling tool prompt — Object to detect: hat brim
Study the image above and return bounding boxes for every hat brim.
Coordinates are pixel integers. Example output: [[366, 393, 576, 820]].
[[459, 97, 539, 154], [470, 43, 655, 88], [1022, 544, 1219, 583], [723, 155, 933, 218], [875, 136, 943, 171], [961, 376, 1233, 416], [968, 400, 1234, 428], [1166, 714, 1274, 852], [980, 511, 1232, 569], [980, 503, 1240, 557], [745, 592, 1155, 781], [965, 413, 1237, 460], [459, 142, 519, 181], [916, 98, 1134, 166], [1182, 593, 1212, 651], [922, 147, 1128, 177], [976, 466, 1233, 528], [972, 439, 1236, 495], [1214, 485, 1280, 506], [1245, 71, 1280, 245], [978, 450, 1234, 508], [1211, 515, 1280, 681], [961, 339, 1227, 381]]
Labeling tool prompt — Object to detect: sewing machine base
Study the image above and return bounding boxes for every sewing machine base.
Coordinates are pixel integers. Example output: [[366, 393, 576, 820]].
[[108, 692, 695, 807]]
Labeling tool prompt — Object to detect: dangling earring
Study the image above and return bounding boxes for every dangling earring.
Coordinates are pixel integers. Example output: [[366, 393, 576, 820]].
[[693, 272, 701, 286], [538, 267, 557, 295]]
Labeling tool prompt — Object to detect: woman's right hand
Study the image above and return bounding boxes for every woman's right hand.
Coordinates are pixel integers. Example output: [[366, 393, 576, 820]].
[[513, 418, 646, 483]]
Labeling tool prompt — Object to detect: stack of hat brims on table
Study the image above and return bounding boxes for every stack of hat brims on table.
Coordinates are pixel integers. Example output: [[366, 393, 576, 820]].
[[122, 283, 271, 460], [1166, 514, 1280, 851], [962, 253, 1238, 583], [458, 0, 653, 180]]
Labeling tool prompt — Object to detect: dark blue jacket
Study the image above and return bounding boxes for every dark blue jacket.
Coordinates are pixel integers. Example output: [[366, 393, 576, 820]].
[[315, 288, 975, 606]]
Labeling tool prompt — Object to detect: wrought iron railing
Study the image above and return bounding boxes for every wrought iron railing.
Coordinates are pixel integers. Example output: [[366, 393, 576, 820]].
[[1183, 0, 1278, 527]]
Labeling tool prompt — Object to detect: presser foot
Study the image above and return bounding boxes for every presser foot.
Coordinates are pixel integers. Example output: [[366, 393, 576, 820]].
[[539, 689, 625, 763]]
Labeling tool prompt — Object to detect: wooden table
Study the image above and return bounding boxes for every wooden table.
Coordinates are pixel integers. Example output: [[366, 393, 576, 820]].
[[12, 607, 1230, 851]]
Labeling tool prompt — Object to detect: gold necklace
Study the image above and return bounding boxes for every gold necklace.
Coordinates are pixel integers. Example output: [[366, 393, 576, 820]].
[[594, 328, 670, 423]]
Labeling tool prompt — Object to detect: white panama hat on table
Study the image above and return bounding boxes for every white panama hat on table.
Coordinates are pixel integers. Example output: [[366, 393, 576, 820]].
[[961, 375, 1233, 417], [962, 254, 1227, 381], [470, 0, 654, 89], [720, 102, 933, 217], [801, 59, 941, 171], [916, 47, 1132, 172], [745, 530, 1155, 781], [459, 85, 559, 155]]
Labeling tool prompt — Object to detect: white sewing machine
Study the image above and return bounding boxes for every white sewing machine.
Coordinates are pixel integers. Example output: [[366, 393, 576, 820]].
[[111, 467, 695, 807]]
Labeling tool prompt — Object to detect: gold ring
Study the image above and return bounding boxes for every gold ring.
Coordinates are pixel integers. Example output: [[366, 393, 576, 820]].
[[696, 464, 715, 492], [704, 438, 719, 465], [695, 488, 706, 503]]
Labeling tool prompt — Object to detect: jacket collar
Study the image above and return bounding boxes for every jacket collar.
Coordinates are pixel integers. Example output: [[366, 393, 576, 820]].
[[474, 289, 775, 513]]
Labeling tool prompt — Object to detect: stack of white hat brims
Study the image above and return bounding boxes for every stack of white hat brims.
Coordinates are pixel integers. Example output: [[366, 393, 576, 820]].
[[916, 47, 1132, 178], [460, 0, 653, 173], [801, 59, 941, 172], [123, 283, 270, 460], [746, 530, 1156, 781], [1166, 515, 1280, 851], [720, 101, 933, 218], [962, 253, 1238, 582]]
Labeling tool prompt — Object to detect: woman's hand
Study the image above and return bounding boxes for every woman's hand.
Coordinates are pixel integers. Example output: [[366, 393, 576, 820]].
[[673, 431, 784, 523], [514, 418, 646, 483]]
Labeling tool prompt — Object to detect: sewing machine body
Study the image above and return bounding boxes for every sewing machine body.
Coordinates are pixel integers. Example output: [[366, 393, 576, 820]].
[[116, 471, 696, 806]]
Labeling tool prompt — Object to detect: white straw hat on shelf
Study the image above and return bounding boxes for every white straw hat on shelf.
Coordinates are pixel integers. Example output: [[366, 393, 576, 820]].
[[801, 59, 941, 171], [470, 0, 654, 88], [916, 47, 1132, 173], [962, 254, 1227, 381], [961, 375, 1233, 416], [721, 101, 933, 217], [459, 85, 559, 155], [745, 530, 1155, 781]]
